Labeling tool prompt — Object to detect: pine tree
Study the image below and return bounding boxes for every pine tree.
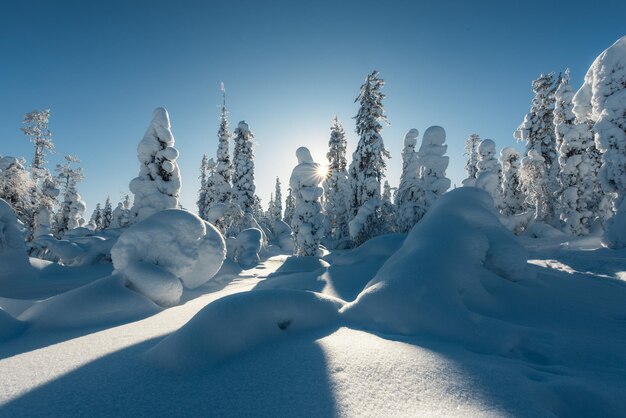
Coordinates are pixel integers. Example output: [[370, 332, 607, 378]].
[[232, 121, 256, 215], [215, 83, 232, 205], [500, 147, 525, 216], [55, 155, 85, 236], [382, 181, 392, 202], [573, 36, 626, 247], [129, 108, 181, 222], [202, 158, 218, 219], [515, 73, 559, 223], [273, 177, 283, 224], [89, 203, 103, 231], [197, 154, 209, 218], [396, 129, 424, 232], [555, 69, 594, 235], [283, 187, 296, 225], [416, 126, 451, 214], [349, 70, 390, 217], [21, 109, 58, 235], [0, 156, 35, 227], [520, 150, 551, 222], [102, 196, 113, 229], [462, 133, 481, 186], [290, 147, 324, 256], [323, 116, 351, 246]]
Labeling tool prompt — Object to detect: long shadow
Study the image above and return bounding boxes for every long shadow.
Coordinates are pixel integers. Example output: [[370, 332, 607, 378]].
[[0, 329, 340, 417]]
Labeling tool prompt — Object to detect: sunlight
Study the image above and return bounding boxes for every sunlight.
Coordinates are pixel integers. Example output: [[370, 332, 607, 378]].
[[316, 164, 329, 180]]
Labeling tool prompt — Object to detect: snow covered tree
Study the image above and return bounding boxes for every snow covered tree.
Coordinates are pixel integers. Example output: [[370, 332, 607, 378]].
[[290, 147, 324, 256], [322, 116, 351, 247], [232, 121, 256, 215], [55, 155, 85, 236], [462, 133, 481, 186], [573, 36, 626, 247], [129, 108, 181, 222], [416, 126, 451, 213], [22, 109, 53, 183], [475, 139, 502, 209], [89, 203, 103, 231], [214, 83, 233, 205], [102, 196, 113, 229], [396, 129, 424, 232], [267, 193, 275, 220], [382, 181, 392, 202], [555, 69, 595, 235], [110, 195, 132, 229], [0, 156, 35, 227], [349, 70, 390, 217], [273, 177, 283, 224], [197, 154, 209, 218], [283, 187, 296, 225], [500, 147, 525, 216], [201, 158, 218, 219], [520, 150, 551, 222], [515, 73, 559, 223], [21, 109, 59, 235]]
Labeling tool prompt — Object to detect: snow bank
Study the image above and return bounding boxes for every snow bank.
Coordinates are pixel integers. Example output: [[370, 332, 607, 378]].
[[146, 289, 344, 371], [344, 188, 532, 346], [19, 273, 159, 330], [111, 209, 226, 306]]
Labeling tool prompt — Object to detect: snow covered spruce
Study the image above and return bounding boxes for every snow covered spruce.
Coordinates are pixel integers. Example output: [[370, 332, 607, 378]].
[[129, 107, 181, 222]]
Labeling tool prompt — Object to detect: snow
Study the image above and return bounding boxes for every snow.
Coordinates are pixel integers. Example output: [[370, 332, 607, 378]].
[[344, 187, 530, 342], [0, 308, 24, 342], [19, 274, 159, 331], [111, 209, 226, 305], [146, 289, 344, 371]]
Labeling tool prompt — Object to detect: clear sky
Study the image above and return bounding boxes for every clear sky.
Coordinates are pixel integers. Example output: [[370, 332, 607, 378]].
[[1, 0, 625, 214]]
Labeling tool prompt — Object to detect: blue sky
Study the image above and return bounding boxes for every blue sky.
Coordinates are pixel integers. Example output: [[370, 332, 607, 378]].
[[1, 0, 625, 213]]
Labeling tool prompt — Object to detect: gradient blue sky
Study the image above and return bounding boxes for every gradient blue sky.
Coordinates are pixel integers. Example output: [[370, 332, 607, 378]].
[[1, 0, 625, 214]]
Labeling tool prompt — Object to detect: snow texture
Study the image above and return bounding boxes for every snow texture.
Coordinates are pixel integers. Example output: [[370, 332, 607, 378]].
[[129, 108, 181, 222], [111, 209, 226, 306], [0, 199, 33, 281]]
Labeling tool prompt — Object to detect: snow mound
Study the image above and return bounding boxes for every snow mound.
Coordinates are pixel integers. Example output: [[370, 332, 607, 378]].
[[344, 187, 532, 343], [146, 289, 344, 371], [403, 128, 419, 147], [111, 209, 226, 306], [269, 256, 329, 277], [19, 274, 159, 331], [0, 307, 25, 341]]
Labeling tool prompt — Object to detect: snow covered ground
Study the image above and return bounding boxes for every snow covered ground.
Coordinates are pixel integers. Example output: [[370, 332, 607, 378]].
[[0, 190, 625, 416], [1, 227, 626, 416]]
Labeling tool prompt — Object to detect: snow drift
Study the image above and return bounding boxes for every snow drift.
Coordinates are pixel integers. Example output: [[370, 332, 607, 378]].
[[146, 289, 344, 371], [344, 187, 532, 347], [0, 198, 35, 282], [111, 209, 226, 306]]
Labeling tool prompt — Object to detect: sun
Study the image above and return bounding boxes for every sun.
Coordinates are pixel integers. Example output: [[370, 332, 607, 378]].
[[316, 164, 329, 180]]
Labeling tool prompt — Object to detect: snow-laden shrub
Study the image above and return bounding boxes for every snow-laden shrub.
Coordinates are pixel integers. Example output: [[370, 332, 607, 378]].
[[111, 209, 226, 306]]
